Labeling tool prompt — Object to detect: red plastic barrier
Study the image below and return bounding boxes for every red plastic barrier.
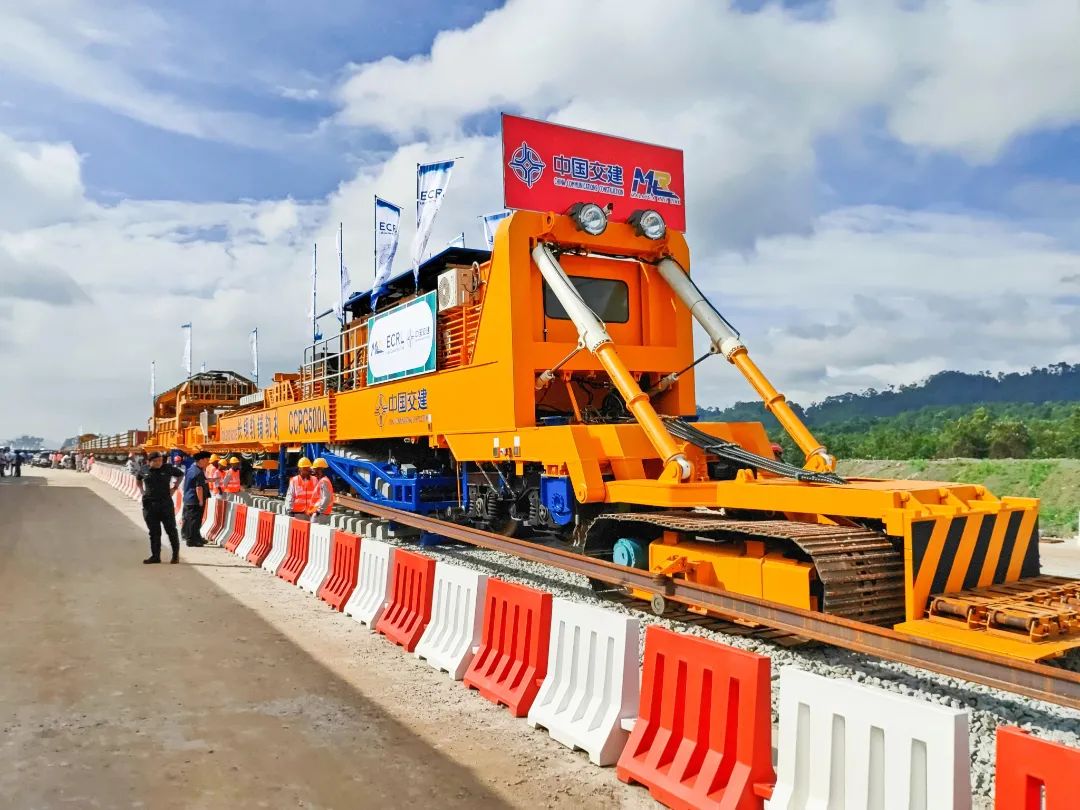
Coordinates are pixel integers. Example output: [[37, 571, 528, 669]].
[[222, 504, 248, 553], [462, 578, 551, 717], [276, 518, 311, 584], [995, 726, 1080, 809], [318, 530, 361, 611], [616, 625, 774, 810], [246, 511, 276, 566], [375, 549, 436, 652]]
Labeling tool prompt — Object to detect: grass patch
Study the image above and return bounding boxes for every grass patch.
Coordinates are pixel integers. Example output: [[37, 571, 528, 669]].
[[838, 457, 1079, 537]]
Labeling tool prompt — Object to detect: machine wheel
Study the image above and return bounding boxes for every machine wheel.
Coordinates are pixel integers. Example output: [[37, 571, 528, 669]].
[[650, 594, 667, 616]]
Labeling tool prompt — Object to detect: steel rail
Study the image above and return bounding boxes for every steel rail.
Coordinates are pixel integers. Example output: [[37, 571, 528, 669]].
[[333, 494, 1080, 710]]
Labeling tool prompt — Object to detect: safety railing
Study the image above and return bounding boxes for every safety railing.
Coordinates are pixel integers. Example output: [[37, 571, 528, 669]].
[[300, 328, 369, 399]]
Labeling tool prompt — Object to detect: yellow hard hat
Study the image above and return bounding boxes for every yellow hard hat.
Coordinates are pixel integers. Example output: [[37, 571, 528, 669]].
[[296, 457, 312, 469], [209, 454, 220, 463], [229, 456, 240, 464], [312, 458, 329, 469]]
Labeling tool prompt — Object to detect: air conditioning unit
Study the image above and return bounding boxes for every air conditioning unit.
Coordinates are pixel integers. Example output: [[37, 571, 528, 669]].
[[437, 266, 475, 312]]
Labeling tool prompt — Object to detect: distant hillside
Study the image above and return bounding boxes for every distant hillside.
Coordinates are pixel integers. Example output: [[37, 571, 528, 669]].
[[700, 364, 1080, 427], [699, 365, 1080, 460]]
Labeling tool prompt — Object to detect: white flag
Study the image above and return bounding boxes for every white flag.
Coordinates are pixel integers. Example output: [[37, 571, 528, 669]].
[[250, 328, 259, 383], [150, 360, 156, 399], [480, 210, 510, 248], [373, 196, 401, 305], [337, 222, 351, 322], [309, 243, 317, 322], [446, 231, 465, 249], [200, 361, 206, 373], [410, 159, 455, 285], [180, 323, 192, 377]]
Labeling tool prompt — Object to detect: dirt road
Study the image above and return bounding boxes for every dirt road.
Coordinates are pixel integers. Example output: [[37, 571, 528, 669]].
[[0, 471, 653, 809]]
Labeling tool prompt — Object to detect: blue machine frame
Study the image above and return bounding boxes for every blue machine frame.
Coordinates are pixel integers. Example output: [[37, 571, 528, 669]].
[[322, 451, 458, 514]]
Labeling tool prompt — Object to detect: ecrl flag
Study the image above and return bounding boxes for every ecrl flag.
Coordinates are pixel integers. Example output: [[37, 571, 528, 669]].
[[373, 196, 401, 304], [480, 210, 510, 248], [249, 328, 258, 381], [150, 361, 156, 399], [180, 323, 192, 377], [411, 159, 455, 284]]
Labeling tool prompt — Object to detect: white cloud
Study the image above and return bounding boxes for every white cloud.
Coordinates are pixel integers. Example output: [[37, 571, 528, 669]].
[[694, 205, 1080, 407], [0, 1, 294, 147], [0, 132, 85, 229], [337, 0, 1080, 172]]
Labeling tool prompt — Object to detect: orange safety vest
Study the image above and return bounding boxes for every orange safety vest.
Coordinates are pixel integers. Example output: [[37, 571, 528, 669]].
[[315, 475, 334, 515], [289, 474, 318, 512], [223, 468, 242, 493], [205, 465, 220, 493]]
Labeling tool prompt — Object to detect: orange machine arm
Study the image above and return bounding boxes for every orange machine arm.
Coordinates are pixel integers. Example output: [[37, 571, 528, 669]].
[[654, 257, 834, 472]]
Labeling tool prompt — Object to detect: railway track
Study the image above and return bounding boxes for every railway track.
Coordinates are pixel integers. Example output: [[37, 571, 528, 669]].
[[328, 494, 1080, 710]]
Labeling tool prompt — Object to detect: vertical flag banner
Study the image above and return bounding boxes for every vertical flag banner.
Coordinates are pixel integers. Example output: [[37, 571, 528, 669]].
[[150, 360, 156, 399], [373, 196, 402, 306], [180, 323, 192, 378], [480, 210, 511, 248], [338, 222, 351, 324], [446, 231, 465, 249], [410, 159, 455, 284], [200, 361, 206, 373], [250, 327, 259, 384], [310, 243, 318, 342]]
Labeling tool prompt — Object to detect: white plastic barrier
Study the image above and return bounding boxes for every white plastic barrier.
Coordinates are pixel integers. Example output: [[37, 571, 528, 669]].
[[233, 508, 262, 559], [208, 500, 235, 546], [765, 667, 970, 810], [414, 563, 487, 680], [526, 599, 640, 766], [297, 523, 333, 594], [342, 539, 394, 628], [262, 514, 292, 574], [199, 497, 219, 539]]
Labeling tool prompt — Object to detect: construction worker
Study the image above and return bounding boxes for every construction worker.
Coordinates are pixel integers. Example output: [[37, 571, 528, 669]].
[[308, 458, 335, 524], [222, 456, 243, 495], [205, 453, 221, 495], [284, 457, 318, 520]]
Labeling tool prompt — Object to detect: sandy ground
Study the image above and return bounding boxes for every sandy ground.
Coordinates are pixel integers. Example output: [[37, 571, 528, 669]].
[[0, 469, 657, 810]]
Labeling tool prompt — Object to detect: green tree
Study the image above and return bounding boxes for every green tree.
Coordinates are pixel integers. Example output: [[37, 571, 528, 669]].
[[987, 419, 1033, 458]]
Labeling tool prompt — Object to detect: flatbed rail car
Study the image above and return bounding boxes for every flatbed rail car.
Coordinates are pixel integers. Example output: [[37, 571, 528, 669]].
[[197, 209, 1079, 661]]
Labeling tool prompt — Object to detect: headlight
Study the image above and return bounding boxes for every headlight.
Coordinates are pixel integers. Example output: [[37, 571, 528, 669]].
[[628, 209, 666, 240], [568, 202, 608, 236]]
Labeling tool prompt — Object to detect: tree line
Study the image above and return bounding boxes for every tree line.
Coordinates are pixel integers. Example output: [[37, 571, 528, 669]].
[[698, 365, 1080, 460]]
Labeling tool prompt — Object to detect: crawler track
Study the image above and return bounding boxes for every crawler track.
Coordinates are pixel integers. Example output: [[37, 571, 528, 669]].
[[330, 494, 1080, 710], [589, 512, 906, 625]]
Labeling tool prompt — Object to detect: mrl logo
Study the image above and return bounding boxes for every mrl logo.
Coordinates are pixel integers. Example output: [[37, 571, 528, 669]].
[[630, 167, 681, 205], [288, 405, 329, 437]]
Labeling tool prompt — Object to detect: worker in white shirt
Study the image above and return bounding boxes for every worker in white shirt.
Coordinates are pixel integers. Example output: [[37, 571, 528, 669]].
[[308, 458, 335, 524]]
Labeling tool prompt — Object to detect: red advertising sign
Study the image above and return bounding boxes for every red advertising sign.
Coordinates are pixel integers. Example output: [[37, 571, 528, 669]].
[[502, 114, 686, 232]]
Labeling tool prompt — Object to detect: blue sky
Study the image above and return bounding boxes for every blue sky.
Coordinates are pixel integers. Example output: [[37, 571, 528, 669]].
[[1, 0, 1079, 440]]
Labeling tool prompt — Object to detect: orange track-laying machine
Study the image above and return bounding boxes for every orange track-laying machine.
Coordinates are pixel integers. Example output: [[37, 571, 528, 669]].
[[97, 123, 1077, 662]]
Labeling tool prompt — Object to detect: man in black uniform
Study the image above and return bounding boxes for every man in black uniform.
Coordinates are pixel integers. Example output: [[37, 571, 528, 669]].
[[181, 451, 212, 547], [136, 451, 184, 564]]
